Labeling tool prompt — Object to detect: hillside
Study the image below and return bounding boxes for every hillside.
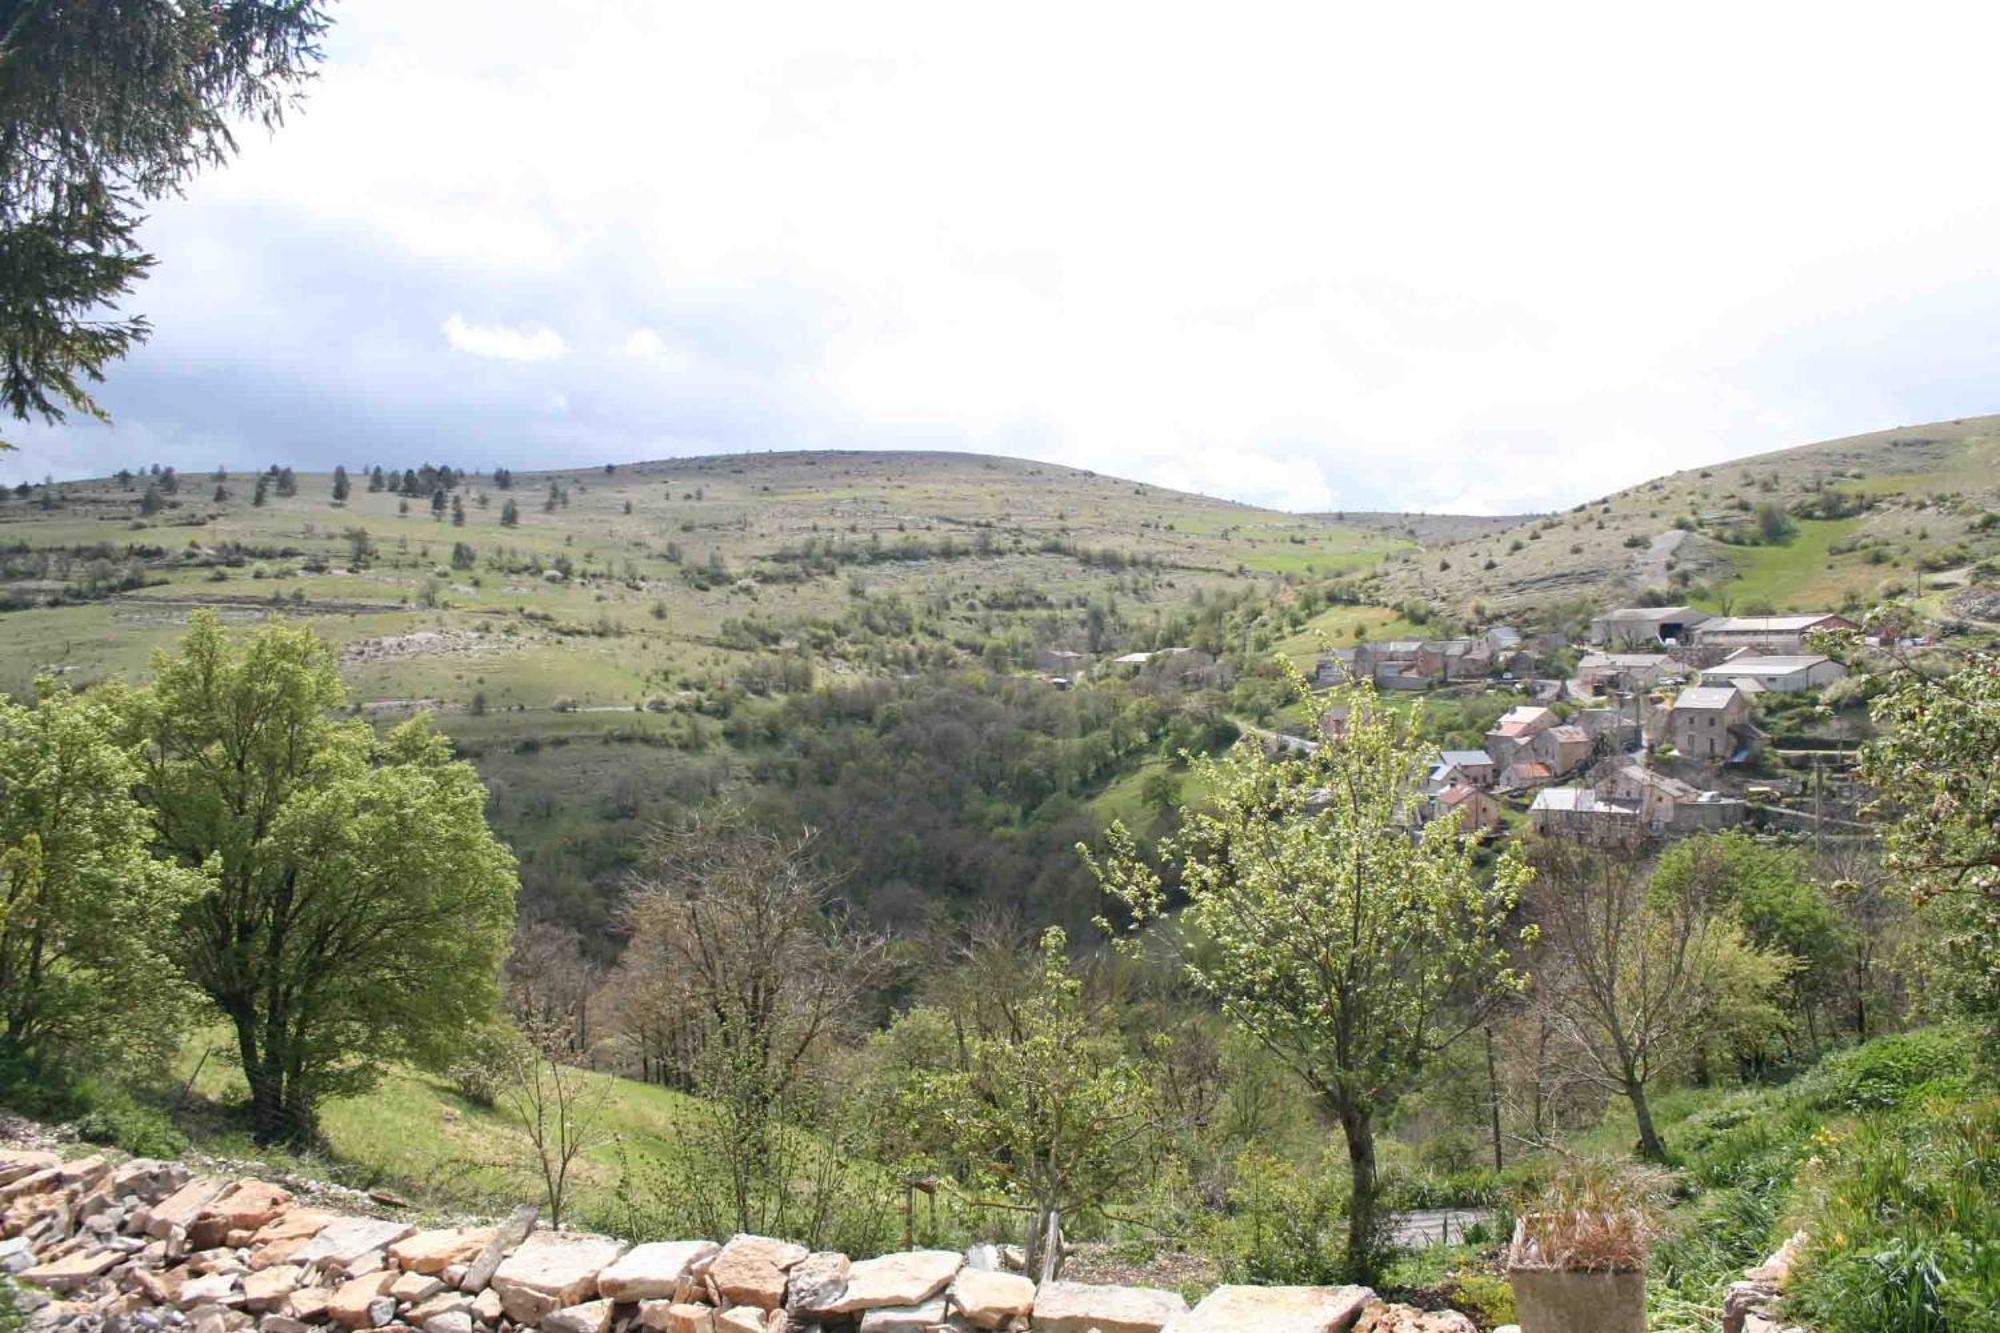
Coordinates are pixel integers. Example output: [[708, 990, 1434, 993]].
[[1372, 415, 2000, 617]]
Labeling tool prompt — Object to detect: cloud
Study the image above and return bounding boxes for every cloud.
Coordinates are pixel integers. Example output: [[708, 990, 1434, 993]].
[[442, 314, 566, 363], [14, 1, 2000, 513]]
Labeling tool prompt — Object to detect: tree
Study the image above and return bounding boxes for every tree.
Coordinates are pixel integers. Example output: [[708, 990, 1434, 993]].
[[122, 612, 517, 1144], [1858, 646, 2000, 1040], [451, 494, 466, 526], [138, 483, 162, 516], [501, 1016, 612, 1228], [1086, 678, 1530, 1281], [1, 2, 328, 442], [367, 466, 385, 492], [275, 466, 297, 497], [1526, 841, 1789, 1161], [500, 499, 520, 527], [901, 927, 1160, 1279], [617, 809, 888, 1232], [331, 466, 349, 501], [0, 683, 197, 1070]]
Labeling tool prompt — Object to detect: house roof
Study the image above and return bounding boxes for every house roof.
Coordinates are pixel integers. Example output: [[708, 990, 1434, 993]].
[[1507, 761, 1554, 782], [1597, 605, 1706, 624], [1438, 783, 1486, 808], [1614, 764, 1703, 801], [1577, 652, 1670, 670], [1374, 639, 1425, 654], [1546, 724, 1590, 743], [1531, 787, 1636, 814], [1708, 654, 1834, 677], [1674, 685, 1742, 711], [1497, 705, 1552, 727], [1699, 614, 1852, 634], [1439, 749, 1495, 767]]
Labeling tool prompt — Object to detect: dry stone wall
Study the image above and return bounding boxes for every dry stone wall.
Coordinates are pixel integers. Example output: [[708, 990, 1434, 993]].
[[0, 1150, 1472, 1333]]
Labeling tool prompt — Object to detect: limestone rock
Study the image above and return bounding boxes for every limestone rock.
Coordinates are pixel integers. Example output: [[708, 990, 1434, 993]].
[[0, 1151, 61, 1187], [329, 1272, 397, 1329], [423, 1312, 474, 1333], [1032, 1280, 1188, 1333], [856, 1296, 953, 1332], [1171, 1286, 1375, 1333], [1747, 1231, 1807, 1289], [783, 1251, 850, 1317], [707, 1235, 807, 1311], [827, 1250, 960, 1314], [261, 1316, 314, 1333], [716, 1309, 768, 1333], [460, 1204, 538, 1295], [1350, 1298, 1476, 1333], [293, 1217, 416, 1274], [176, 1274, 244, 1310], [596, 1241, 720, 1301], [636, 1302, 715, 1333], [490, 1232, 625, 1325], [390, 1271, 445, 1303], [390, 1229, 496, 1278], [203, 1183, 293, 1234], [148, 1179, 233, 1240], [241, 1264, 305, 1311], [542, 1297, 614, 1333], [471, 1287, 505, 1324], [18, 1248, 121, 1292], [283, 1287, 333, 1322], [947, 1268, 1034, 1329]]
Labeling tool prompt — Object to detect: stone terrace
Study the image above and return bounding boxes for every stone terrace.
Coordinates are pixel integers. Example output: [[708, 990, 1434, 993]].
[[0, 1151, 1480, 1333]]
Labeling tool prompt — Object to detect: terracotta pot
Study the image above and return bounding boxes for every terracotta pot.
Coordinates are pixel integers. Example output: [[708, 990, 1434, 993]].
[[1507, 1265, 1647, 1333]]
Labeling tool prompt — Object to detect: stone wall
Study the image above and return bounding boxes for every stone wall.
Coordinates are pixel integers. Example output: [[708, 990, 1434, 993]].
[[0, 1151, 1481, 1333]]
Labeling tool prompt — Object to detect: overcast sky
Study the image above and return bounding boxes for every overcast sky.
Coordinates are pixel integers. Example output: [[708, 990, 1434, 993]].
[[14, 2, 2000, 513]]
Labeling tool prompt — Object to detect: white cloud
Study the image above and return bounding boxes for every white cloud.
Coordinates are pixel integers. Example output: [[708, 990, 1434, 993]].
[[20, 1, 2000, 510], [441, 314, 566, 363]]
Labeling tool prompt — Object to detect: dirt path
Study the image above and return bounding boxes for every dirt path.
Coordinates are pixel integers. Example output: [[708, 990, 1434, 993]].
[[1635, 528, 1686, 586]]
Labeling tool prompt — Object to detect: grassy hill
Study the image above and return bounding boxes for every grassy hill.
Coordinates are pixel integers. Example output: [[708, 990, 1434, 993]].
[[1371, 415, 2000, 617]]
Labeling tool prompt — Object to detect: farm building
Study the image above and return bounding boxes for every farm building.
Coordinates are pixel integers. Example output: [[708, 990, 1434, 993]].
[[1703, 652, 1848, 694]]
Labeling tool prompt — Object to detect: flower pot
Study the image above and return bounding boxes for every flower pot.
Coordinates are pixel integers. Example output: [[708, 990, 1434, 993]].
[[1506, 1266, 1647, 1333]]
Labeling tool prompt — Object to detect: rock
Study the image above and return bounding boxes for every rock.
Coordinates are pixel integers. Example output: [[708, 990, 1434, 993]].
[[0, 1151, 61, 1186], [782, 1252, 850, 1318], [706, 1236, 807, 1311], [856, 1296, 956, 1332], [489, 1232, 625, 1325], [1182, 1287, 1378, 1333], [1723, 1280, 1780, 1333], [329, 1273, 398, 1329], [471, 1288, 504, 1324], [390, 1230, 496, 1279], [1350, 1299, 1476, 1333], [1032, 1280, 1188, 1333], [961, 1244, 1000, 1273], [946, 1268, 1034, 1329], [292, 1218, 415, 1275], [826, 1250, 960, 1314], [56, 1154, 111, 1187], [542, 1298, 614, 1333], [241, 1265, 305, 1312], [283, 1287, 333, 1322], [409, 1292, 473, 1324], [148, 1180, 234, 1241], [713, 1311, 764, 1333], [390, 1272, 445, 1303], [635, 1302, 714, 1333], [423, 1312, 474, 1333], [202, 1184, 293, 1234], [260, 1317, 314, 1333], [459, 1205, 538, 1295], [1747, 1231, 1807, 1288], [596, 1242, 720, 1302], [18, 1248, 122, 1292], [176, 1275, 243, 1311]]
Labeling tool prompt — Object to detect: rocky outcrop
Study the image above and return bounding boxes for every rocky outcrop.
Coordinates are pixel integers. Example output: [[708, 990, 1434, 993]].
[[1, 1149, 1468, 1333], [1722, 1231, 1809, 1333]]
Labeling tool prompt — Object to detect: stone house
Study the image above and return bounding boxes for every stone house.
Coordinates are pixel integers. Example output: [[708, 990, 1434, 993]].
[[1573, 651, 1678, 694], [1430, 782, 1504, 835], [1667, 684, 1756, 762], [1433, 748, 1497, 787], [1528, 786, 1642, 842]]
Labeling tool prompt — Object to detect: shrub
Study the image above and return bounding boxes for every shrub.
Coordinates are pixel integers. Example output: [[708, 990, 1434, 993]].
[[1792, 1028, 1971, 1114], [70, 1091, 187, 1159]]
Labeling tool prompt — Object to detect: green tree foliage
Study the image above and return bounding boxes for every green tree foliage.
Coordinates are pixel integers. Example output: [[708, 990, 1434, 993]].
[[121, 612, 517, 1144], [895, 927, 1161, 1278], [1086, 678, 1531, 1282], [0, 684, 197, 1070], [0, 2, 329, 441], [1859, 647, 2000, 1044], [331, 465, 349, 501]]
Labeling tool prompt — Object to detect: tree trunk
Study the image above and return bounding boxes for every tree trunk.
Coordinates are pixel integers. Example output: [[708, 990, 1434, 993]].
[[1625, 1077, 1667, 1162], [1339, 1103, 1381, 1283], [1484, 1026, 1504, 1172]]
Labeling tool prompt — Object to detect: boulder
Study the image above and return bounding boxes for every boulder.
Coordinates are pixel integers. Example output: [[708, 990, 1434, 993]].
[[261, 1317, 315, 1333], [707, 1235, 807, 1311], [783, 1251, 850, 1317], [1032, 1280, 1188, 1333], [947, 1268, 1034, 1329], [471, 1287, 505, 1324], [176, 1274, 245, 1310], [409, 1291, 473, 1323], [827, 1249, 960, 1314], [283, 1287, 333, 1322], [543, 1298, 614, 1333], [596, 1241, 720, 1301], [241, 1265, 305, 1312], [389, 1228, 495, 1278], [490, 1232, 626, 1325], [0, 1151, 61, 1187], [1169, 1285, 1376, 1332], [423, 1312, 474, 1333], [714, 1309, 766, 1333], [328, 1272, 397, 1329], [1747, 1231, 1808, 1288]]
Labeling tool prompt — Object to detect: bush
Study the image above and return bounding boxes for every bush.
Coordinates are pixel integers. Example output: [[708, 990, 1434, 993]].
[[1215, 1149, 1357, 1285], [70, 1092, 187, 1159], [1792, 1028, 1971, 1113]]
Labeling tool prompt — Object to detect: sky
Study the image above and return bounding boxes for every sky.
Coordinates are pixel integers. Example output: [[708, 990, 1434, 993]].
[[14, 2, 2000, 514]]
